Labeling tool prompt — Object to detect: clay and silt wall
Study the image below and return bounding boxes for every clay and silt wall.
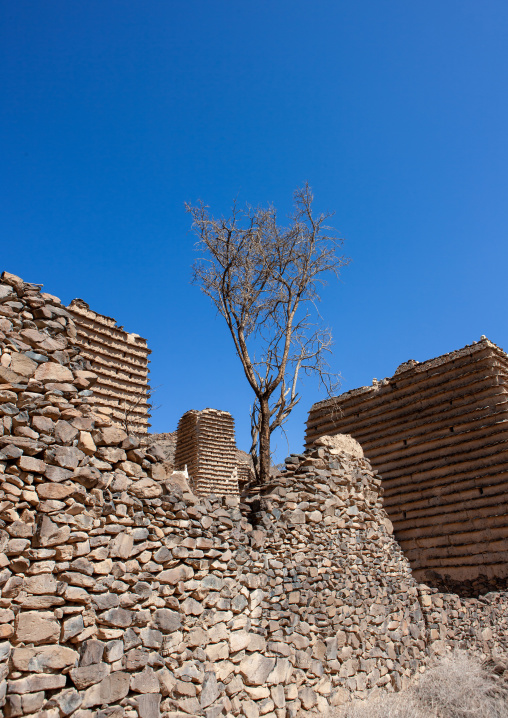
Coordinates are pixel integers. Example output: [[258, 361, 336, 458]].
[[306, 339, 508, 584], [0, 270, 506, 718], [67, 299, 151, 437], [174, 410, 240, 496]]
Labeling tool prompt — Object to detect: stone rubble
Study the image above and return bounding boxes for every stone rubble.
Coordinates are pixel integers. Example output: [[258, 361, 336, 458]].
[[0, 269, 506, 718]]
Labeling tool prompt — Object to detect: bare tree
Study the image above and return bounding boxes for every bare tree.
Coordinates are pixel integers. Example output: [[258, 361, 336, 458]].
[[187, 183, 349, 485]]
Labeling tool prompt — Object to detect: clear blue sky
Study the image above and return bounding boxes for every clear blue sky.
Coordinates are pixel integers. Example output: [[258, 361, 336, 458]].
[[2, 2, 507, 461]]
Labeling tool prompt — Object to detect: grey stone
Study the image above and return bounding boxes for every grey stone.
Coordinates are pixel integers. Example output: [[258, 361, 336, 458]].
[[153, 608, 181, 632], [79, 639, 105, 667], [81, 672, 131, 708], [70, 663, 110, 689], [201, 671, 220, 708], [136, 693, 161, 718]]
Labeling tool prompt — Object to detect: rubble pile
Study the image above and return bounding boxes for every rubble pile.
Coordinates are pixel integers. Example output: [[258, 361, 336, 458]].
[[0, 270, 506, 718]]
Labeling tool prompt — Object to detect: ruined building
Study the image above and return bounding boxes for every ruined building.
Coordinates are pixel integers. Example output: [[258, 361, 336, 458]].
[[306, 337, 508, 583], [0, 270, 507, 717], [67, 299, 151, 436], [174, 408, 240, 495]]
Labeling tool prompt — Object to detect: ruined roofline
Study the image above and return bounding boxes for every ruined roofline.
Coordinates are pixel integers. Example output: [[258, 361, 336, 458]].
[[310, 336, 507, 412], [68, 297, 151, 349]]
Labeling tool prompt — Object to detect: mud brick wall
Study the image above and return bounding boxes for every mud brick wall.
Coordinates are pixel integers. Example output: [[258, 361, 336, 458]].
[[306, 338, 508, 584], [174, 409, 239, 496], [67, 299, 151, 436]]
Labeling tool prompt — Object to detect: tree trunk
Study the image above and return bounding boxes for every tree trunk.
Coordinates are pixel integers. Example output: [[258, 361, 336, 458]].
[[258, 398, 271, 485]]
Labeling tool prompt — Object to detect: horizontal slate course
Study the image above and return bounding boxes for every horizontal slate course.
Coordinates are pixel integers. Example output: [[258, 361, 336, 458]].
[[306, 338, 508, 583]]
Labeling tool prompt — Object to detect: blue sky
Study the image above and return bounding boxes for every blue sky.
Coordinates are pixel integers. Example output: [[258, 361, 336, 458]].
[[2, 2, 507, 461]]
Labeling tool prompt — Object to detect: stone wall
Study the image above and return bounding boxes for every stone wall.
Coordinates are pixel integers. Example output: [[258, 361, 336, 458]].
[[174, 410, 239, 496], [67, 300, 151, 437], [0, 271, 507, 718], [306, 338, 508, 584]]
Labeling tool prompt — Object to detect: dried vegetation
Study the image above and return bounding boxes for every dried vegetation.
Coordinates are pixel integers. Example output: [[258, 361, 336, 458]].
[[335, 653, 508, 718]]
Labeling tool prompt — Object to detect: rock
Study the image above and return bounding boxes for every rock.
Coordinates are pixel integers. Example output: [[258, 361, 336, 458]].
[[96, 426, 128, 446], [78, 431, 97, 455], [34, 362, 74, 383], [267, 658, 292, 685], [156, 668, 176, 696], [17, 455, 46, 473], [131, 666, 160, 693], [36, 482, 76, 500], [11, 645, 79, 672], [124, 648, 150, 671], [55, 688, 83, 716], [24, 574, 57, 595], [0, 366, 24, 384], [139, 628, 163, 649], [8, 672, 67, 693], [239, 654, 276, 686], [298, 686, 317, 710], [81, 672, 131, 708], [229, 630, 251, 653], [158, 564, 194, 584], [98, 608, 133, 628], [45, 445, 85, 469], [152, 608, 181, 632], [201, 671, 220, 708], [54, 420, 79, 444], [109, 532, 134, 559], [314, 433, 364, 458], [242, 700, 260, 718], [70, 663, 110, 689], [44, 465, 74, 483], [130, 478, 162, 499], [14, 611, 60, 645], [62, 614, 85, 641], [181, 597, 203, 616], [9, 352, 37, 377], [35, 515, 71, 547], [79, 639, 105, 666], [136, 694, 161, 718]]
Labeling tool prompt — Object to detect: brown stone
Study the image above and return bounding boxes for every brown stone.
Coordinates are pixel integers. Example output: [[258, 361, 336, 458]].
[[14, 611, 60, 645], [34, 362, 74, 383]]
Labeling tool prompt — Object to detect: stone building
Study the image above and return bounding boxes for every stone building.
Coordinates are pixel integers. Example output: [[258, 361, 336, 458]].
[[67, 299, 151, 436], [174, 408, 240, 495], [306, 337, 508, 583]]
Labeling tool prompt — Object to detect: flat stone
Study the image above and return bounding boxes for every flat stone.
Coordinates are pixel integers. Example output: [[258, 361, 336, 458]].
[[70, 663, 110, 689], [130, 666, 160, 693], [14, 610, 60, 644], [45, 445, 85, 469], [17, 455, 47, 473], [24, 574, 57, 595], [34, 362, 74, 383], [201, 671, 219, 708], [158, 564, 194, 584], [54, 420, 79, 444], [11, 645, 79, 672], [98, 608, 133, 628], [130, 478, 162, 499], [136, 694, 162, 718], [8, 672, 67, 693], [109, 532, 134, 559], [239, 653, 276, 686], [79, 639, 105, 666], [81, 672, 131, 708], [10, 353, 38, 378], [36, 482, 76, 500]]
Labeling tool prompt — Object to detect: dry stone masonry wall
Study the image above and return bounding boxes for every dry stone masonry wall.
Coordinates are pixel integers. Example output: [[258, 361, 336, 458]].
[[67, 300, 151, 437], [306, 339, 508, 584], [0, 271, 506, 718], [174, 410, 239, 496]]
